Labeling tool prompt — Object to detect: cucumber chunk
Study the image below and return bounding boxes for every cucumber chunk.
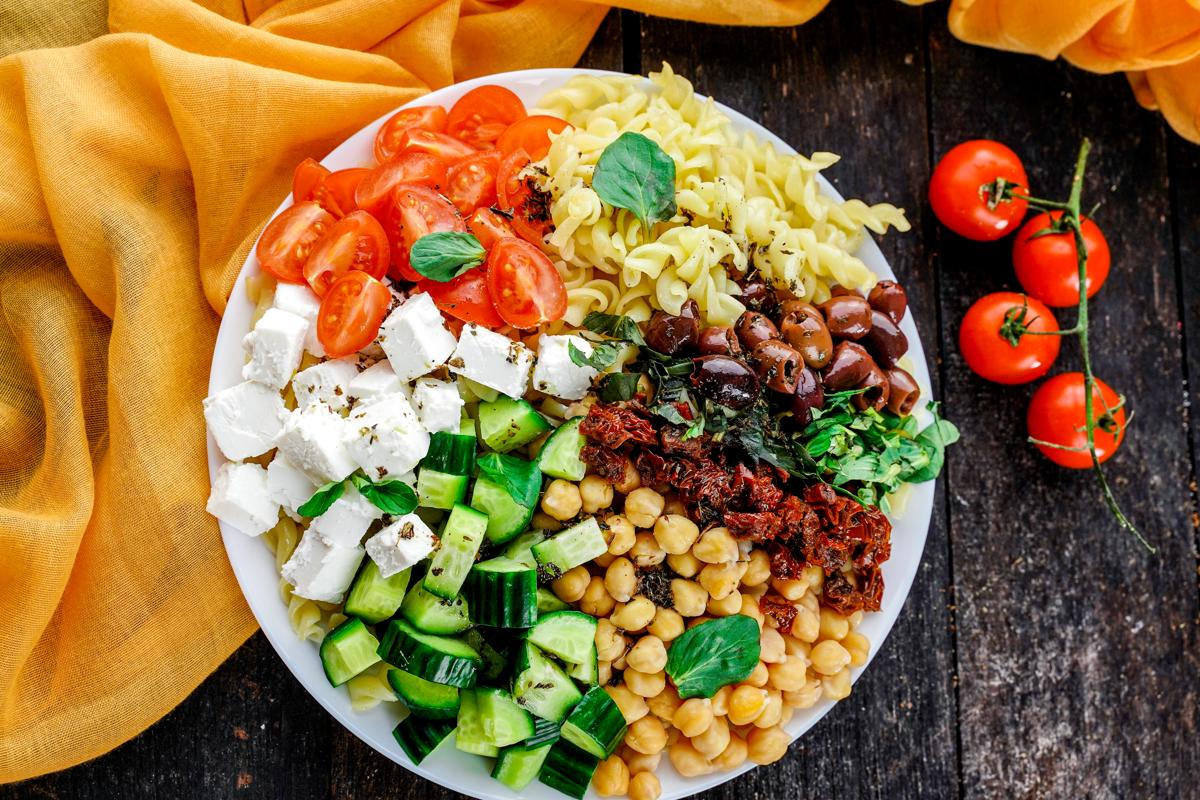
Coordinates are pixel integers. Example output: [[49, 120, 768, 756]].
[[504, 530, 547, 569], [559, 686, 627, 759], [423, 430, 477, 475], [392, 716, 455, 765], [531, 517, 607, 576], [538, 417, 587, 480], [456, 688, 500, 757], [343, 561, 411, 624], [512, 641, 582, 723], [424, 504, 488, 599], [492, 743, 553, 791], [470, 476, 535, 545], [463, 628, 511, 684], [319, 618, 381, 687], [528, 610, 598, 665], [536, 587, 570, 615], [417, 469, 471, 510], [525, 715, 562, 748], [478, 397, 550, 453], [538, 739, 599, 800], [477, 687, 536, 748], [388, 668, 461, 720], [464, 556, 538, 629], [568, 642, 598, 686], [376, 618, 479, 688], [399, 582, 470, 635]]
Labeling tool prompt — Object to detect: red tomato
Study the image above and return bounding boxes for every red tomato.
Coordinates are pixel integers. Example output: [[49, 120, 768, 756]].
[[486, 237, 567, 328], [930, 140, 1029, 241], [497, 149, 551, 245], [317, 272, 392, 358], [959, 292, 1060, 384], [302, 210, 390, 297], [400, 128, 477, 162], [374, 105, 447, 163], [1028, 373, 1126, 468], [292, 158, 329, 207], [322, 168, 368, 217], [354, 152, 448, 216], [497, 115, 571, 161], [467, 207, 516, 249], [418, 268, 505, 327], [446, 85, 527, 148], [385, 184, 466, 282], [446, 150, 501, 214], [256, 201, 335, 283], [1012, 211, 1111, 308]]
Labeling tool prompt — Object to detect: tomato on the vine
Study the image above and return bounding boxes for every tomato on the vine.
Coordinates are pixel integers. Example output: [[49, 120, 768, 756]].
[[467, 207, 516, 249], [354, 152, 448, 216], [930, 140, 1029, 241], [497, 148, 551, 245], [374, 105, 447, 163], [446, 150, 501, 214], [302, 210, 390, 296], [497, 115, 570, 161], [959, 292, 1060, 384], [486, 237, 567, 328], [384, 184, 466, 282], [316, 271, 392, 358], [446, 85, 527, 148], [1012, 211, 1111, 308], [256, 201, 335, 283], [1027, 372, 1125, 468], [419, 268, 505, 327]]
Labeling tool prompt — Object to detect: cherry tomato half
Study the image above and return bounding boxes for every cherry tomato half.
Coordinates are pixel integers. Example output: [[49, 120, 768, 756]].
[[497, 148, 551, 245], [322, 168, 368, 217], [374, 105, 447, 163], [256, 201, 335, 283], [486, 237, 567, 329], [384, 184, 466, 282], [446, 150, 501, 214], [400, 128, 477, 162], [317, 271, 392, 358], [418, 268, 505, 327], [446, 85, 527, 149], [1028, 373, 1126, 468], [354, 152, 448, 217], [1013, 211, 1111, 308], [930, 140, 1029, 241], [959, 292, 1060, 384], [467, 207, 516, 249], [303, 210, 390, 296], [497, 115, 570, 161], [292, 158, 329, 207]]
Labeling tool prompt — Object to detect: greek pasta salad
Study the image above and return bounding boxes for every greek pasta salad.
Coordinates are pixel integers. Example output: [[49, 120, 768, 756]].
[[205, 66, 957, 800]]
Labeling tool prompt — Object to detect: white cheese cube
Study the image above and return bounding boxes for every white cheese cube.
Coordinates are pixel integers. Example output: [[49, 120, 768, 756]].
[[206, 462, 279, 537], [281, 528, 364, 603], [378, 293, 457, 381], [345, 394, 430, 480], [271, 282, 325, 357], [348, 360, 408, 404], [276, 406, 358, 483], [266, 455, 318, 521], [203, 380, 287, 461], [531, 335, 600, 400], [292, 357, 360, 411], [365, 514, 438, 578], [447, 324, 535, 399], [307, 484, 383, 547], [242, 307, 309, 389], [411, 377, 465, 434]]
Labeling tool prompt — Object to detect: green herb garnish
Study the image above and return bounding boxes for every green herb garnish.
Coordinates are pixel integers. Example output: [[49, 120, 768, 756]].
[[665, 615, 760, 699], [409, 231, 486, 282], [591, 132, 677, 230], [351, 473, 419, 515], [476, 452, 542, 508], [296, 481, 345, 518]]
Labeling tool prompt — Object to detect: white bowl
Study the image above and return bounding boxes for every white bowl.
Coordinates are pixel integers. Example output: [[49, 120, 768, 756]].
[[207, 68, 936, 800]]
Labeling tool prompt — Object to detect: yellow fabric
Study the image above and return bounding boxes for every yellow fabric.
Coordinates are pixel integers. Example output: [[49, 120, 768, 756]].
[[1, 0, 1198, 786]]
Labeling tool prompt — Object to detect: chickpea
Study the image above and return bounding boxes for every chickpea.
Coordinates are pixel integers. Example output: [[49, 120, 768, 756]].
[[753, 690, 784, 728], [759, 626, 786, 664], [843, 630, 871, 666], [672, 697, 714, 738], [711, 735, 749, 771], [849, 610, 865, 628], [592, 754, 629, 797], [741, 548, 772, 587], [580, 576, 616, 617], [580, 474, 614, 514], [611, 596, 656, 632], [627, 635, 668, 674], [692, 715, 731, 759], [739, 593, 766, 628], [728, 685, 769, 726], [707, 588, 743, 617], [622, 748, 661, 775], [822, 667, 853, 700], [767, 655, 808, 692], [783, 634, 811, 661], [625, 715, 668, 755], [710, 685, 732, 716], [532, 511, 564, 532], [652, 514, 700, 555], [666, 551, 701, 578], [791, 606, 820, 643], [743, 661, 769, 688], [747, 726, 791, 765], [624, 667, 666, 698], [771, 576, 807, 601], [818, 607, 850, 641], [779, 705, 794, 727], [613, 651, 628, 670], [596, 618, 627, 662], [593, 552, 616, 569], [613, 456, 641, 494], [802, 562, 825, 593], [551, 565, 590, 602], [671, 579, 709, 617], [783, 678, 823, 709], [605, 557, 638, 603], [628, 771, 662, 800], [606, 515, 636, 555], [692, 526, 738, 564], [645, 683, 681, 721], [598, 660, 613, 685], [624, 487, 665, 528], [810, 640, 852, 676], [668, 739, 713, 777], [698, 562, 742, 600], [647, 607, 685, 642], [541, 479, 582, 521], [629, 532, 666, 568]]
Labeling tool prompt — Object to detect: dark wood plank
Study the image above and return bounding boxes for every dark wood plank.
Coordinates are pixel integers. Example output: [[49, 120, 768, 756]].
[[927, 17, 1200, 800]]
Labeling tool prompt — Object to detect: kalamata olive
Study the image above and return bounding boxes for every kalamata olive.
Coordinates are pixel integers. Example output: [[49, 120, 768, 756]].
[[738, 279, 771, 312], [735, 311, 779, 350], [829, 284, 864, 298], [777, 299, 814, 319], [790, 366, 825, 426], [868, 280, 908, 324], [852, 362, 890, 412], [691, 355, 760, 410], [860, 308, 908, 368], [644, 304, 700, 355], [779, 306, 834, 369], [751, 339, 802, 394], [697, 326, 741, 356], [886, 367, 920, 416], [818, 296, 873, 340], [822, 341, 875, 390]]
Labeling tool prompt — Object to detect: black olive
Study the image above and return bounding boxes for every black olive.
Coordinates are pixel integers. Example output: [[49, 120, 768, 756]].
[[735, 311, 779, 350], [738, 279, 771, 312], [860, 309, 908, 368], [644, 305, 700, 355], [790, 366, 825, 426], [697, 326, 741, 356], [869, 280, 908, 324], [690, 355, 760, 410]]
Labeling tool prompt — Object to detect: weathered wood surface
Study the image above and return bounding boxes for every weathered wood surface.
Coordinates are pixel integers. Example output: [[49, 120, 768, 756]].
[[5, 3, 1198, 798]]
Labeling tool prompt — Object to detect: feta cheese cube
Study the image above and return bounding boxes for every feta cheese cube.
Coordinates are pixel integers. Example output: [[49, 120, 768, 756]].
[[266, 455, 318, 521], [531, 335, 600, 400], [378, 293, 457, 381], [307, 484, 383, 547], [447, 324, 535, 399], [281, 528, 364, 603], [292, 357, 360, 411], [347, 360, 408, 405], [203, 380, 287, 460], [241, 307, 309, 389], [364, 514, 438, 578], [411, 377, 465, 434], [345, 394, 430, 480], [206, 462, 279, 536], [271, 282, 325, 357], [276, 406, 358, 483]]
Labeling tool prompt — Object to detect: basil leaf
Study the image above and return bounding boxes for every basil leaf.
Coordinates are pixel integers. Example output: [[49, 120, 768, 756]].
[[592, 132, 677, 230], [581, 312, 646, 347], [666, 615, 761, 699], [476, 452, 542, 508], [599, 372, 640, 402], [569, 340, 626, 371], [358, 479, 418, 516], [297, 480, 345, 518], [409, 231, 486, 282], [905, 410, 960, 483]]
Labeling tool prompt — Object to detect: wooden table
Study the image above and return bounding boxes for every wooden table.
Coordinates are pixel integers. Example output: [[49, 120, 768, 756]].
[[6, 4, 1198, 798]]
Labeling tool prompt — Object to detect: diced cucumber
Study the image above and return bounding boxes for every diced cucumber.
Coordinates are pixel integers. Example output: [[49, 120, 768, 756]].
[[319, 618, 381, 687], [492, 743, 553, 791], [470, 476, 535, 545], [531, 517, 607, 576], [538, 416, 587, 480], [392, 716, 455, 765], [538, 739, 599, 800], [423, 430, 477, 475], [512, 641, 583, 723], [463, 628, 511, 684], [464, 556, 538, 629], [459, 415, 477, 438], [417, 469, 470, 510], [376, 618, 479, 688], [456, 688, 500, 757], [528, 611, 598, 665], [504, 530, 547, 568], [526, 715, 562, 748], [388, 668, 461, 720], [559, 686, 627, 759], [343, 561, 410, 624], [537, 587, 570, 615], [477, 687, 536, 748], [568, 643, 598, 685], [400, 582, 470, 635], [424, 504, 488, 599], [478, 397, 550, 453]]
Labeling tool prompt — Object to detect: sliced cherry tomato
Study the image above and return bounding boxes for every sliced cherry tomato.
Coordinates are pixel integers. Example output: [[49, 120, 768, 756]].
[[322, 168, 368, 217], [467, 207, 516, 249], [497, 148, 551, 245], [486, 237, 567, 328], [1028, 373, 1126, 468], [354, 152, 448, 217], [400, 128, 477, 162], [374, 105, 447, 163], [446, 150, 501, 214], [317, 271, 392, 358], [418, 268, 505, 327], [302, 210, 390, 297], [446, 85, 527, 148], [497, 115, 570, 161], [1012, 211, 1111, 308], [293, 158, 329, 206], [930, 140, 1029, 241], [384, 184, 466, 282], [256, 201, 335, 283], [959, 292, 1060, 385]]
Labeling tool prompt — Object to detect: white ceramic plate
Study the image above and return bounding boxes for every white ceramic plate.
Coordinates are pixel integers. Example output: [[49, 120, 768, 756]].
[[208, 68, 935, 800]]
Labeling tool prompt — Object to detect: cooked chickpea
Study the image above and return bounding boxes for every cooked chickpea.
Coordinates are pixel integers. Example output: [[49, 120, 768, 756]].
[[596, 618, 627, 662], [666, 551, 701, 578], [767, 655, 808, 692], [741, 548, 772, 587], [671, 579, 709, 616], [771, 576, 807, 601], [613, 651, 628, 670], [647, 607, 685, 642], [739, 594, 765, 628], [592, 754, 629, 797], [818, 607, 850, 641], [692, 526, 738, 564], [624, 667, 666, 698], [652, 514, 700, 555], [707, 588, 743, 616], [625, 715, 668, 755], [611, 596, 656, 632], [624, 487, 665, 528], [779, 705, 794, 727], [668, 739, 713, 777], [551, 565, 590, 602], [580, 576, 616, 617], [783, 634, 811, 661], [810, 640, 852, 676], [613, 456, 641, 494], [598, 660, 613, 685], [743, 661, 769, 688], [629, 532, 666, 568], [790, 606, 820, 643], [822, 667, 852, 700], [843, 630, 870, 666], [541, 479, 582, 520], [606, 514, 636, 555], [783, 678, 823, 709], [645, 683, 681, 721], [672, 697, 714, 738], [711, 735, 749, 771], [849, 609, 864, 627], [627, 635, 668, 674], [532, 511, 564, 532], [754, 690, 784, 728], [628, 771, 662, 800], [727, 685, 769, 726], [580, 474, 614, 514], [622, 747, 661, 774], [594, 552, 616, 569], [747, 726, 791, 765], [802, 562, 825, 593], [691, 715, 731, 759], [710, 685, 732, 716], [759, 625, 786, 664], [604, 557, 638, 603], [697, 562, 741, 600]]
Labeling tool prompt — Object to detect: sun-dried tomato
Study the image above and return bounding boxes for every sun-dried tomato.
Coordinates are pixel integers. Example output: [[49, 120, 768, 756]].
[[582, 445, 627, 483], [758, 594, 798, 631], [823, 566, 884, 614], [723, 510, 783, 542], [580, 404, 657, 449], [767, 543, 805, 578]]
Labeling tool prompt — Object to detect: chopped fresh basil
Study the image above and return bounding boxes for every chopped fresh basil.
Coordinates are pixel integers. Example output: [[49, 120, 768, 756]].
[[665, 615, 761, 699], [409, 231, 486, 282], [351, 473, 419, 515], [475, 452, 542, 508], [568, 340, 627, 371], [297, 481, 345, 518], [581, 312, 646, 347], [598, 372, 640, 402], [591, 132, 678, 230]]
